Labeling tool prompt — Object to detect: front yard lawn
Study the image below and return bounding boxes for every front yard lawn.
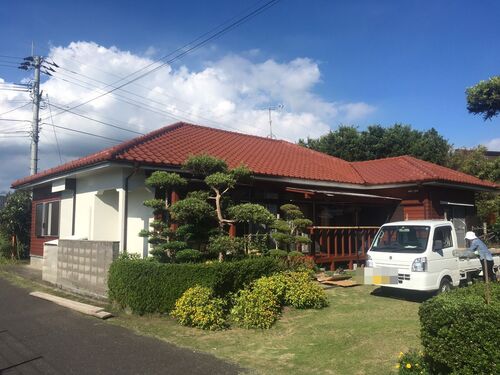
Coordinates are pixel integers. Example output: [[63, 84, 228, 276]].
[[110, 285, 421, 375], [0, 266, 421, 374]]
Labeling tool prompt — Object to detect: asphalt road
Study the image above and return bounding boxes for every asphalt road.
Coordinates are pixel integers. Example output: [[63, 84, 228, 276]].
[[0, 277, 242, 374]]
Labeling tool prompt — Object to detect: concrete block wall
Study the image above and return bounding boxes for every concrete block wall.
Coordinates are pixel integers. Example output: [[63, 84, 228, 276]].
[[42, 239, 119, 299]]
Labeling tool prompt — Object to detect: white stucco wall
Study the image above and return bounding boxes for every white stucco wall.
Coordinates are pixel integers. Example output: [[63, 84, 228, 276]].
[[59, 190, 74, 238], [126, 171, 153, 256], [73, 168, 124, 241], [57, 167, 154, 257]]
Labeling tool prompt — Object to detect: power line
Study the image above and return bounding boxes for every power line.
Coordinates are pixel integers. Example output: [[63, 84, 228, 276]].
[[40, 122, 125, 143], [51, 64, 245, 133], [0, 54, 23, 59], [48, 101, 144, 135], [0, 102, 31, 117], [0, 118, 30, 122], [43, 0, 281, 121], [46, 95, 63, 164]]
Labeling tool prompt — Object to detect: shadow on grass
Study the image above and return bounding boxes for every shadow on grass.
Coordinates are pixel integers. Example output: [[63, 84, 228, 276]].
[[370, 286, 434, 303]]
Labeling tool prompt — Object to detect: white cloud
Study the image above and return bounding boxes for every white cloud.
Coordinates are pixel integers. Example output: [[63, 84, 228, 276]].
[[0, 41, 376, 190], [483, 138, 500, 151]]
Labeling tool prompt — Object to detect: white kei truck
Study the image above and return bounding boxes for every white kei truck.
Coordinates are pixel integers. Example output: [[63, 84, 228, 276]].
[[365, 220, 500, 293]]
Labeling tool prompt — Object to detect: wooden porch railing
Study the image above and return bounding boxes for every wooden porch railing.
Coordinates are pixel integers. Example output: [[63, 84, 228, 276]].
[[309, 226, 380, 270]]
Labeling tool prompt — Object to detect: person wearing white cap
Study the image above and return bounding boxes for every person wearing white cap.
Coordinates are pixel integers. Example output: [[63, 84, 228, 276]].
[[465, 231, 496, 282]]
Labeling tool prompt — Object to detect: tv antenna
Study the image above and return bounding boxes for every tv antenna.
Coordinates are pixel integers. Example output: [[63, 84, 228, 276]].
[[267, 104, 284, 139]]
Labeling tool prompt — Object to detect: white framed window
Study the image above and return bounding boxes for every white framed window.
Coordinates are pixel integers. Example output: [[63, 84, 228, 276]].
[[35, 201, 60, 237]]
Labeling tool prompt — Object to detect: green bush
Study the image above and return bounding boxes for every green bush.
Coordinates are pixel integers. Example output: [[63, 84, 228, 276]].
[[175, 249, 202, 263], [0, 235, 12, 259], [396, 350, 429, 374], [419, 283, 500, 375], [288, 251, 304, 257], [250, 271, 328, 310], [284, 272, 329, 309], [268, 249, 288, 258], [108, 257, 285, 314], [230, 286, 281, 329], [170, 286, 227, 330], [252, 273, 288, 304]]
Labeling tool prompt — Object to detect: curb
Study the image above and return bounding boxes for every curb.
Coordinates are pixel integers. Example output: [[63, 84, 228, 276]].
[[30, 291, 113, 319]]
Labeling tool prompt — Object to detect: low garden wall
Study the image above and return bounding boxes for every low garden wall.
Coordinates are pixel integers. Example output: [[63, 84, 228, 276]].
[[43, 239, 119, 298]]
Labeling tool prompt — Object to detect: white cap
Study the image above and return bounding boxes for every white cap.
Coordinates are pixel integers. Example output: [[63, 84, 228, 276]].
[[465, 231, 477, 240]]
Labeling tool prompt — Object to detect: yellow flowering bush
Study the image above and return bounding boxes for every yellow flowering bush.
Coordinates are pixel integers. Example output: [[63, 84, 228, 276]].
[[283, 271, 329, 309], [396, 350, 429, 375], [230, 286, 281, 329], [171, 285, 227, 330]]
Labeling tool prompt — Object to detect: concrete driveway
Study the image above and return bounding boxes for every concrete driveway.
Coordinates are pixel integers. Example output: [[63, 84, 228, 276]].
[[0, 277, 242, 374]]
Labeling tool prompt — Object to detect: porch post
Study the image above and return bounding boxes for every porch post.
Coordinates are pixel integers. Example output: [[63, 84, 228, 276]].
[[170, 190, 180, 230], [229, 224, 236, 238], [118, 188, 126, 252]]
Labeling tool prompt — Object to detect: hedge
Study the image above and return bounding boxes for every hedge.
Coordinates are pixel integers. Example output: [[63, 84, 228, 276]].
[[108, 257, 285, 314], [419, 283, 500, 375]]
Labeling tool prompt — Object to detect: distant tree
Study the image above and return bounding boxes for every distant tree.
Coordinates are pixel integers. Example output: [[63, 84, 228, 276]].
[[447, 147, 499, 223], [299, 124, 451, 165], [0, 191, 31, 259], [466, 76, 500, 120]]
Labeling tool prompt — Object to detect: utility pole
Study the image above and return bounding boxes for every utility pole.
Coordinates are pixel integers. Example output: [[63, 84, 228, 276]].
[[30, 56, 41, 175], [18, 55, 58, 175]]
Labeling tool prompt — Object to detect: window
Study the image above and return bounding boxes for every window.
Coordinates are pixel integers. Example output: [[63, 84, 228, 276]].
[[371, 225, 430, 253], [35, 201, 60, 237], [434, 226, 453, 249]]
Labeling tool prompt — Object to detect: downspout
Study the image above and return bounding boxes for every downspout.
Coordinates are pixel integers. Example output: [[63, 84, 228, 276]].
[[123, 165, 140, 253]]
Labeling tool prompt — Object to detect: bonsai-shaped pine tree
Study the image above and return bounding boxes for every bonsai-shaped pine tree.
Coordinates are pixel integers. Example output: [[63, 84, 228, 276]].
[[169, 190, 217, 251], [271, 204, 312, 252], [139, 171, 187, 261], [183, 154, 251, 260], [228, 203, 276, 254], [183, 154, 251, 231]]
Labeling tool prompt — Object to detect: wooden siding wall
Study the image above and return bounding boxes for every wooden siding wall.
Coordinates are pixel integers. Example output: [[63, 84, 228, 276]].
[[30, 186, 61, 257]]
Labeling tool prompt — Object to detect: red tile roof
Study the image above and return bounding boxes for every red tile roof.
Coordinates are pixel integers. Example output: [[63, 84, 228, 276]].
[[351, 155, 497, 188], [11, 122, 497, 190]]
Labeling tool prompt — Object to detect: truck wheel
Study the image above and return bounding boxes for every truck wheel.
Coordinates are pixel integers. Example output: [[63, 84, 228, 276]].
[[437, 278, 452, 294]]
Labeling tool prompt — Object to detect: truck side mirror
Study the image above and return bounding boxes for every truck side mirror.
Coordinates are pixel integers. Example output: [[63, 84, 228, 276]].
[[433, 240, 443, 251]]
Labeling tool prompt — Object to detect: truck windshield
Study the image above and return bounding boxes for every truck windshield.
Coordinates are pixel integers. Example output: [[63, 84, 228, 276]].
[[371, 225, 430, 253]]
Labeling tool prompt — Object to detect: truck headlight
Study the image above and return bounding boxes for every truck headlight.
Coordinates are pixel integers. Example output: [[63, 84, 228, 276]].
[[365, 254, 373, 268], [411, 257, 427, 272]]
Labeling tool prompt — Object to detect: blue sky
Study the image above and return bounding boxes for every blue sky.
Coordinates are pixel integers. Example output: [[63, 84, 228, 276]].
[[0, 0, 499, 189]]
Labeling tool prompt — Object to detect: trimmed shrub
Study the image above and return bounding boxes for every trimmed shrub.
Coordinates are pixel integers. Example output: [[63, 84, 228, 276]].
[[284, 272, 329, 309], [175, 249, 202, 263], [250, 271, 328, 309], [396, 350, 429, 374], [230, 286, 281, 329], [108, 257, 285, 314], [170, 286, 227, 330], [253, 273, 288, 304], [288, 251, 304, 257], [268, 249, 288, 258], [419, 283, 500, 375]]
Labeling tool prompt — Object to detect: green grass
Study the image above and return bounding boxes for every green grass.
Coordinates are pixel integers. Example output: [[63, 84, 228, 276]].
[[109, 285, 421, 375], [0, 265, 421, 374]]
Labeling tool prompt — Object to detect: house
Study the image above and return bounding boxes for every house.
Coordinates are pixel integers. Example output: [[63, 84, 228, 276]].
[[12, 122, 497, 269]]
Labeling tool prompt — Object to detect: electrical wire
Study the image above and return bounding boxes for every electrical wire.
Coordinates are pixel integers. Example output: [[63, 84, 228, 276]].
[[40, 122, 124, 143], [51, 66, 244, 133], [0, 102, 31, 117], [42, 0, 281, 121], [45, 95, 63, 164], [48, 101, 145, 136]]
